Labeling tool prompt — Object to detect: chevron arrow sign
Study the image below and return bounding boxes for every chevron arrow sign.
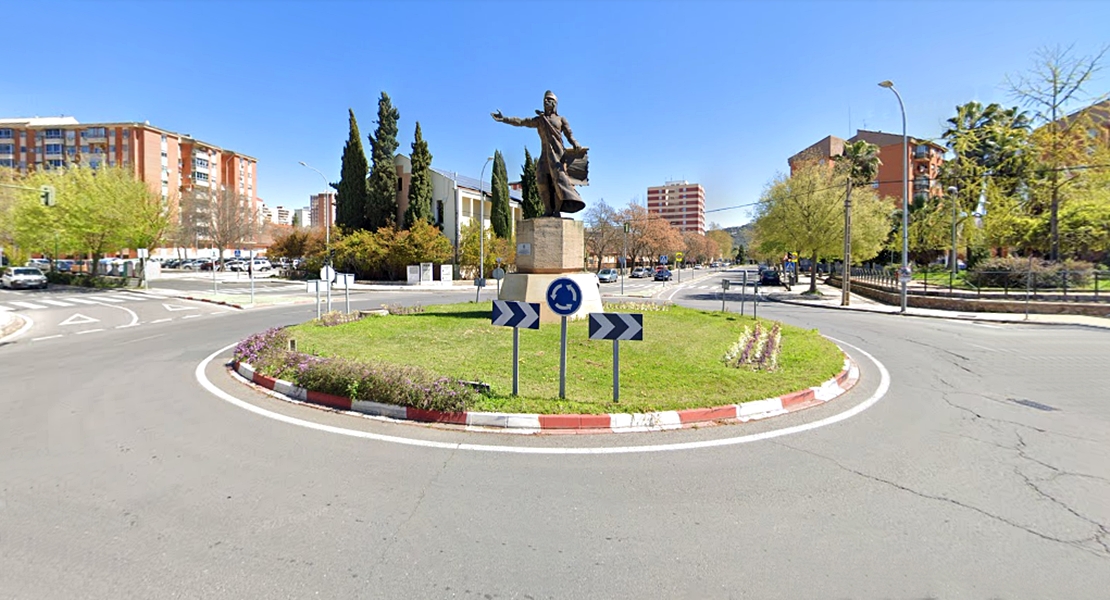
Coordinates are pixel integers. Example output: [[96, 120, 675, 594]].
[[492, 300, 541, 330], [588, 313, 643, 341]]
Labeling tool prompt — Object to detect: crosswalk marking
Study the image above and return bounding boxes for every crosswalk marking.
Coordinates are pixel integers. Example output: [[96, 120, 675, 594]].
[[117, 292, 161, 300], [85, 295, 124, 303], [66, 298, 101, 305], [39, 299, 76, 307], [0, 305, 11, 311], [9, 301, 47, 309]]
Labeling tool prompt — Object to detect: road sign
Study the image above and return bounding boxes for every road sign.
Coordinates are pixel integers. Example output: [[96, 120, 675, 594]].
[[491, 267, 506, 280], [899, 266, 913, 284], [321, 265, 336, 282], [40, 185, 55, 207], [588, 313, 643, 341], [546, 278, 582, 316], [722, 279, 730, 290], [492, 300, 540, 330], [659, 255, 668, 264], [675, 252, 684, 261], [234, 249, 241, 258]]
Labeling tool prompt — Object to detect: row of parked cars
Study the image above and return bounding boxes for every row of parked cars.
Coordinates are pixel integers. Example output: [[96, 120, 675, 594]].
[[159, 258, 275, 272]]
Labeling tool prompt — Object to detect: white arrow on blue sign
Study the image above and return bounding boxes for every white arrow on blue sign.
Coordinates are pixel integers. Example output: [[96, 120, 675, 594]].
[[588, 313, 643, 341], [546, 277, 582, 316], [492, 300, 540, 330]]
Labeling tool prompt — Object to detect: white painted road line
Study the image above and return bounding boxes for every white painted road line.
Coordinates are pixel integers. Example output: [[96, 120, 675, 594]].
[[8, 301, 47, 309], [0, 305, 11, 311], [115, 323, 140, 329], [76, 328, 105, 335], [198, 338, 890, 455], [87, 295, 124, 303], [151, 318, 171, 323], [117, 292, 157, 301], [31, 334, 63, 341], [65, 298, 101, 305], [182, 314, 201, 319], [39, 299, 76, 307]]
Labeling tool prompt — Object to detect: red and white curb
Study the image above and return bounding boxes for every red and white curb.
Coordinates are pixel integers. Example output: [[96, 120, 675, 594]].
[[230, 358, 860, 434]]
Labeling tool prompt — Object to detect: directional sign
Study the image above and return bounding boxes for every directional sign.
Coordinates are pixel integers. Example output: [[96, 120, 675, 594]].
[[589, 313, 643, 341], [491, 267, 506, 281], [546, 278, 582, 316], [59, 313, 99, 326], [492, 300, 540, 330]]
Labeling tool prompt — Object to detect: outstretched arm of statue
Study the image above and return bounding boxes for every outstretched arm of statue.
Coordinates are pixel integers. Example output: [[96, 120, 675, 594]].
[[490, 110, 534, 128]]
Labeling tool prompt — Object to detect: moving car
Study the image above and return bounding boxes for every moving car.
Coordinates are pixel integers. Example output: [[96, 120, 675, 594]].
[[2, 267, 48, 289], [597, 268, 618, 283], [630, 267, 647, 278], [653, 268, 672, 281], [759, 269, 782, 286]]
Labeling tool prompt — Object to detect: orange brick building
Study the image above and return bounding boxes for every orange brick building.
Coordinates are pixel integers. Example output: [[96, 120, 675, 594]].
[[789, 129, 945, 208], [0, 116, 259, 223], [647, 180, 706, 234]]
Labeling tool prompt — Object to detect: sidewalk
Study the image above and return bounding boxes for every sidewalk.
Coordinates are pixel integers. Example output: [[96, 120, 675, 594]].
[[767, 277, 1110, 330]]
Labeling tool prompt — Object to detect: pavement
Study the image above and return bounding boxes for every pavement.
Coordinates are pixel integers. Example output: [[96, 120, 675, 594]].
[[766, 275, 1110, 330]]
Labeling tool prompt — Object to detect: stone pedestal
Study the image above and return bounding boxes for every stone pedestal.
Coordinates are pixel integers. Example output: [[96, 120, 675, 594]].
[[498, 272, 603, 324], [516, 218, 584, 274]]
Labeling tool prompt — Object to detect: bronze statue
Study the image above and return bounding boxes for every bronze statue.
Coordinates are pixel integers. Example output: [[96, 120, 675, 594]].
[[491, 90, 589, 217]]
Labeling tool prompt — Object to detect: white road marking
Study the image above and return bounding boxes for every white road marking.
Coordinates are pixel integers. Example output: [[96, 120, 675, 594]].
[[39, 299, 76, 307], [116, 292, 157, 301], [59, 313, 99, 326], [163, 303, 199, 311], [0, 305, 11, 311], [196, 337, 890, 455], [89, 300, 140, 327], [87, 295, 124, 303], [65, 298, 101, 305], [31, 334, 63, 341], [151, 318, 171, 323], [182, 314, 201, 319], [8, 301, 47, 309], [76, 328, 104, 335], [115, 323, 140, 329]]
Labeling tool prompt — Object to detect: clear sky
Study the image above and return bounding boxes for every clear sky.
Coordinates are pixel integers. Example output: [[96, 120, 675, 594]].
[[3, 0, 1107, 227]]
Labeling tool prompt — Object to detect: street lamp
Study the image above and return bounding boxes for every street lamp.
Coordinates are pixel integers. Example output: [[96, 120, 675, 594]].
[[476, 156, 493, 302], [298, 160, 332, 312], [879, 80, 909, 314]]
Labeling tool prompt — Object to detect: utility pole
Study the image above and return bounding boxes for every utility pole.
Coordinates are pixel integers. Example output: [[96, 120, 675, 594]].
[[841, 176, 852, 306]]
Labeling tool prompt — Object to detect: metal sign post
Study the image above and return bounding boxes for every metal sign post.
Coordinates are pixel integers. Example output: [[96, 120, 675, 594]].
[[307, 280, 322, 319], [741, 271, 748, 315], [492, 300, 540, 395], [248, 249, 255, 306], [546, 278, 583, 399], [588, 313, 644, 403], [344, 274, 352, 314], [721, 278, 730, 312]]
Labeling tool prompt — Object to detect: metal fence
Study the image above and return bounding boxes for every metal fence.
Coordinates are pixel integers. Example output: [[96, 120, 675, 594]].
[[840, 265, 1108, 303]]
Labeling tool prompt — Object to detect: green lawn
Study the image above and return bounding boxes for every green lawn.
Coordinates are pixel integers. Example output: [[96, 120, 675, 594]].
[[281, 302, 845, 414]]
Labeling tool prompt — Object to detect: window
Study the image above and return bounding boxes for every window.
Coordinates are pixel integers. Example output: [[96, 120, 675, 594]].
[[0, 129, 11, 138], [109, 145, 115, 154], [84, 127, 106, 138], [47, 159, 64, 168], [44, 129, 62, 139], [194, 157, 209, 168], [45, 144, 63, 154], [0, 159, 11, 167], [195, 172, 209, 182], [0, 144, 12, 154]]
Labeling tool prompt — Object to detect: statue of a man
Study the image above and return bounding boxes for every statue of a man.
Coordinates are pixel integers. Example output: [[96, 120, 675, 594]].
[[491, 90, 589, 217]]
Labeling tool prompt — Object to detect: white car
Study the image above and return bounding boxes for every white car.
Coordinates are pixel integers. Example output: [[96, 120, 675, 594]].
[[2, 267, 48, 289]]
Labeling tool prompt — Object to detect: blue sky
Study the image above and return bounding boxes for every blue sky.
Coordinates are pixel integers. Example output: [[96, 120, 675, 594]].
[[3, 0, 1107, 227]]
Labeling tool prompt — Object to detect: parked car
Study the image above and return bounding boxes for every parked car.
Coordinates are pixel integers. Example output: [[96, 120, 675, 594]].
[[26, 258, 51, 270], [2, 267, 48, 289], [597, 268, 618, 283], [225, 260, 248, 272], [654, 268, 672, 281], [759, 269, 782, 286], [630, 267, 647, 278]]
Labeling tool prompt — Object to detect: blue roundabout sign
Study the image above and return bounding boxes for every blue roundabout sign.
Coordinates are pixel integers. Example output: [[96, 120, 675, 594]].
[[546, 278, 582, 316]]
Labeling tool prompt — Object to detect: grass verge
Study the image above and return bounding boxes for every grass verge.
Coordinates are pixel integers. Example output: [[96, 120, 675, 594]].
[[274, 301, 844, 415]]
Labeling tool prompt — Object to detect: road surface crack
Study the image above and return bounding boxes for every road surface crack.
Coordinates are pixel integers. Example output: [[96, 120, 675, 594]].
[[773, 440, 1109, 559], [375, 446, 458, 570]]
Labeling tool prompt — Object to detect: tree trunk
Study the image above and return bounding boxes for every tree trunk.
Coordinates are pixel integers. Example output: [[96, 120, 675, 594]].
[[809, 250, 819, 293]]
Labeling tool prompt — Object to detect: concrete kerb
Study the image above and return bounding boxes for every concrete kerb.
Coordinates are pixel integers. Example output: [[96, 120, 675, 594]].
[[227, 355, 861, 435], [0, 311, 30, 343]]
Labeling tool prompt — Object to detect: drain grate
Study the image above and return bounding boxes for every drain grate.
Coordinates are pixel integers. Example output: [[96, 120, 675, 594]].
[[1009, 398, 1058, 412]]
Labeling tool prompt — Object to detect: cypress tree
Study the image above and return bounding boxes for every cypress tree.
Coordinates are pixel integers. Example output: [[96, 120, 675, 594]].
[[403, 122, 434, 229], [520, 147, 543, 220], [337, 108, 370, 231], [367, 92, 400, 231], [490, 150, 511, 239]]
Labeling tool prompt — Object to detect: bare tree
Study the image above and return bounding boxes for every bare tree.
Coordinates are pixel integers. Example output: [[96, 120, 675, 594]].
[[201, 187, 258, 268], [1007, 44, 1108, 260], [584, 199, 621, 270]]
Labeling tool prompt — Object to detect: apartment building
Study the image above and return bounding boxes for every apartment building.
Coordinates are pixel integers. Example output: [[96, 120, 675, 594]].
[[0, 115, 259, 217], [294, 208, 311, 228], [309, 192, 335, 230], [646, 180, 706, 234], [789, 129, 946, 208]]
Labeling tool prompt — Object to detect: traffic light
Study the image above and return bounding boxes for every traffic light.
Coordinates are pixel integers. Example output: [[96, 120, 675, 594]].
[[40, 185, 56, 207]]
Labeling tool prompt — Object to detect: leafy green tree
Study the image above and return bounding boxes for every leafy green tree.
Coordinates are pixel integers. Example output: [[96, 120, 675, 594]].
[[490, 150, 511, 238], [403, 122, 434, 229], [337, 108, 370, 231], [458, 220, 514, 278], [706, 228, 733, 260], [367, 92, 400, 230], [519, 148, 543, 220], [754, 161, 889, 292], [1008, 44, 1108, 260]]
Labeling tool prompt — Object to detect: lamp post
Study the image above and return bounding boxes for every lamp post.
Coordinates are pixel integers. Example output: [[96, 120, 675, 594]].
[[948, 186, 960, 290], [879, 80, 909, 314], [298, 161, 332, 312], [476, 156, 493, 303]]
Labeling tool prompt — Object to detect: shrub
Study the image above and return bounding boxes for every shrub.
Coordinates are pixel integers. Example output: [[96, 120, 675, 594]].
[[967, 257, 1095, 289], [723, 321, 782, 371], [316, 311, 365, 327], [232, 327, 475, 412]]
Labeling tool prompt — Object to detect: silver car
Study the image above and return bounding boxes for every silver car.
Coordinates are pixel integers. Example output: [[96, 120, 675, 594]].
[[2, 267, 48, 289]]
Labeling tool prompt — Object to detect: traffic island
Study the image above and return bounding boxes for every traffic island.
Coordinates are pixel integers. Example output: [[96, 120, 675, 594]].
[[226, 302, 858, 433]]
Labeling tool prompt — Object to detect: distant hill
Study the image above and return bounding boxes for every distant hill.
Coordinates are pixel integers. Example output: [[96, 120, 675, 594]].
[[722, 224, 754, 249]]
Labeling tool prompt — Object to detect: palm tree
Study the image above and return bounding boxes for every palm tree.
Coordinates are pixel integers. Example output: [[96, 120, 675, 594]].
[[833, 140, 881, 301]]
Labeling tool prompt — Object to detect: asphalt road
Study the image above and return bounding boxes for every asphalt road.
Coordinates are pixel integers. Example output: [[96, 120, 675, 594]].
[[2, 275, 1108, 599]]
